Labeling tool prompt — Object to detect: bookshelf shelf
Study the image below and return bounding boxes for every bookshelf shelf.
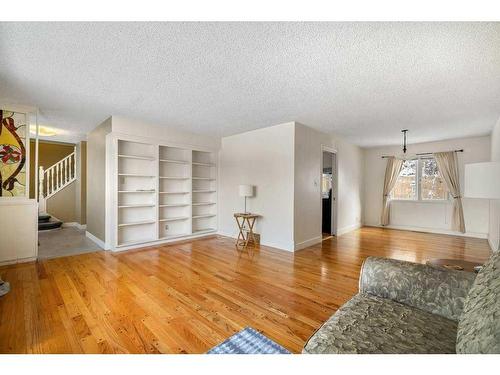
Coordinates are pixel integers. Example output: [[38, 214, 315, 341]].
[[193, 229, 216, 235], [118, 204, 155, 208], [159, 216, 190, 222], [160, 159, 189, 164], [118, 220, 156, 227], [192, 214, 216, 219], [192, 162, 215, 167], [118, 173, 155, 177], [118, 190, 155, 193], [118, 154, 155, 161]]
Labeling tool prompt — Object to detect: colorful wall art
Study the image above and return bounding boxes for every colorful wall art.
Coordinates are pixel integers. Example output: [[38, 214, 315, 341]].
[[0, 109, 28, 197]]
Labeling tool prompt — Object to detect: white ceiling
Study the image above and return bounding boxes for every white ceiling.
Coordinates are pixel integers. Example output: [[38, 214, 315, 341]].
[[1, 22, 499, 147]]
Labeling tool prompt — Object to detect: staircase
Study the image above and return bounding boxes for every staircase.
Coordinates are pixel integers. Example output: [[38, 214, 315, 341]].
[[38, 149, 76, 230], [38, 213, 63, 231]]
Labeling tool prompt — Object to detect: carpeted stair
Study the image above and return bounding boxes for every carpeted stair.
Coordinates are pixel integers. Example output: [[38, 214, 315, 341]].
[[38, 213, 63, 231]]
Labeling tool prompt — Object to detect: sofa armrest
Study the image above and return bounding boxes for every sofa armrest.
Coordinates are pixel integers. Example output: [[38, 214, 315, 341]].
[[359, 257, 476, 321]]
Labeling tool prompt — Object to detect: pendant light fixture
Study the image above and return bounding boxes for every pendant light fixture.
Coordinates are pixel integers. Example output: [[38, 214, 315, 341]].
[[396, 129, 416, 160]]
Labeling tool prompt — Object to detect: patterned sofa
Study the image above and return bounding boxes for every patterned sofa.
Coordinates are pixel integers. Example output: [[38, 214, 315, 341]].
[[303, 251, 500, 354]]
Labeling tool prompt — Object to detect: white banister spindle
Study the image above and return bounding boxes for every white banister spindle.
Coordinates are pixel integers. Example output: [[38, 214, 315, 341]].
[[64, 158, 68, 183], [41, 151, 77, 201], [50, 168, 53, 194], [38, 166, 45, 200]]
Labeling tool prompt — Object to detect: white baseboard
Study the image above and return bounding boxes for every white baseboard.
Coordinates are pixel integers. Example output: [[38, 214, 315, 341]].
[[85, 231, 106, 249], [337, 222, 363, 236], [0, 256, 37, 267], [366, 224, 488, 239], [294, 236, 322, 251], [261, 239, 295, 252], [110, 231, 217, 252]]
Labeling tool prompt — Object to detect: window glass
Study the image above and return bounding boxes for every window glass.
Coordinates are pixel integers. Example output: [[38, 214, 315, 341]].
[[420, 158, 447, 200], [391, 159, 417, 200]]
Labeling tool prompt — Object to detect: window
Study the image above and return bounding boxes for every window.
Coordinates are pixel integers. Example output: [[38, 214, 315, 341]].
[[391, 157, 448, 201]]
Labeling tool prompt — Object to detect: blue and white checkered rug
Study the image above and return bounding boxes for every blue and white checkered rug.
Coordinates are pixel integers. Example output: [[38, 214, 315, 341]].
[[207, 327, 290, 354]]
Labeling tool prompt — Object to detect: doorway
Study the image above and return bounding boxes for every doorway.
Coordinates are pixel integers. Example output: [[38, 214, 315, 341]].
[[321, 149, 337, 239]]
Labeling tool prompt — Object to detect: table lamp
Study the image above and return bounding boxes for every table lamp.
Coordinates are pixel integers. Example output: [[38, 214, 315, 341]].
[[239, 184, 254, 214]]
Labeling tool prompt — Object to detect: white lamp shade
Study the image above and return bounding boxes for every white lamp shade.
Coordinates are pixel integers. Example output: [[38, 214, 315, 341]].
[[465, 162, 500, 199], [239, 184, 254, 197]]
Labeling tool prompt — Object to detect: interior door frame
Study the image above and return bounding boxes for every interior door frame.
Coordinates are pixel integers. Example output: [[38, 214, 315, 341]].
[[320, 145, 338, 236]]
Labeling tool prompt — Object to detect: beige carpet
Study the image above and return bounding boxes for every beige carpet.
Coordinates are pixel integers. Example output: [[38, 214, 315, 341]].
[[38, 227, 102, 259]]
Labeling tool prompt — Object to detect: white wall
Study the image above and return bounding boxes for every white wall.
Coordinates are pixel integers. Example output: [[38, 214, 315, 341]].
[[293, 123, 364, 249], [0, 200, 38, 265], [219, 121, 364, 252], [364, 136, 491, 238], [111, 116, 220, 150], [86, 117, 112, 242], [489, 117, 500, 251], [336, 136, 364, 235], [491, 117, 500, 162], [218, 122, 296, 251], [294, 123, 334, 249]]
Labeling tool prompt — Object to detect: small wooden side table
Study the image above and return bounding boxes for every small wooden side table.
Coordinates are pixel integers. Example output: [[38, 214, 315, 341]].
[[234, 213, 260, 249], [426, 259, 483, 273]]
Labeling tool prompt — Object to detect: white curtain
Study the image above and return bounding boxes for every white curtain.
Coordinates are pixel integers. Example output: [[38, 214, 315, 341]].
[[434, 151, 466, 233], [380, 156, 403, 226]]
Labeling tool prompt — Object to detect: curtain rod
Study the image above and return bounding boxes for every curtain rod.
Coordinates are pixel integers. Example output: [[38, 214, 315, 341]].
[[381, 149, 464, 159]]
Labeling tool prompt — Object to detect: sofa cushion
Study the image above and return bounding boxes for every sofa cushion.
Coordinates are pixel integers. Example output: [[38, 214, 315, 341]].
[[360, 257, 476, 321], [303, 293, 457, 354], [456, 251, 500, 353]]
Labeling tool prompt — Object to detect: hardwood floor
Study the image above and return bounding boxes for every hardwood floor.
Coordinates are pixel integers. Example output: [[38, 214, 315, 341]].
[[0, 227, 491, 354]]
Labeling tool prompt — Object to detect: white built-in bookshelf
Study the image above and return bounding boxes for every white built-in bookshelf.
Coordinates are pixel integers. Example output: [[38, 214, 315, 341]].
[[114, 139, 217, 248]]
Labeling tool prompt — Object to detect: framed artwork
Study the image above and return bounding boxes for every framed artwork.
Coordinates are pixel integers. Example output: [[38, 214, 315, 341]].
[[0, 109, 28, 197]]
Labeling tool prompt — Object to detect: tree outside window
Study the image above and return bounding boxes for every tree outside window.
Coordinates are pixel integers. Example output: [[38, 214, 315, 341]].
[[391, 159, 417, 200], [420, 158, 447, 200]]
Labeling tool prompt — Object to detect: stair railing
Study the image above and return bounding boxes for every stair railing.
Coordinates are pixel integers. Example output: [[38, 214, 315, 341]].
[[38, 148, 77, 213]]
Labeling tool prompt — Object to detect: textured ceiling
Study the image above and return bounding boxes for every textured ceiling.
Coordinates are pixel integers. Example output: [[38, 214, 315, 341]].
[[1, 22, 499, 146]]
